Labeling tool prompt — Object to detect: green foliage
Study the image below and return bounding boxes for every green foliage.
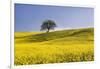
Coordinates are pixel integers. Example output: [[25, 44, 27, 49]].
[[40, 20, 57, 32]]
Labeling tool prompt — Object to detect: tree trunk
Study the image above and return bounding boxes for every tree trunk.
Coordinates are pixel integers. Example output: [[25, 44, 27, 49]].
[[46, 29, 49, 33]]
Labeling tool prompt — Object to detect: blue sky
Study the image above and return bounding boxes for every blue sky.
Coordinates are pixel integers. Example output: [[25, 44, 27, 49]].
[[15, 3, 94, 32]]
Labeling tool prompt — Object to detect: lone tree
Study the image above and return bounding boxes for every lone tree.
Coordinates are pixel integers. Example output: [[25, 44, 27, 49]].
[[40, 20, 57, 33]]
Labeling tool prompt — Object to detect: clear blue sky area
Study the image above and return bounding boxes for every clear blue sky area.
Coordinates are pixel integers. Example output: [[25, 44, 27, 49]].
[[15, 3, 94, 32]]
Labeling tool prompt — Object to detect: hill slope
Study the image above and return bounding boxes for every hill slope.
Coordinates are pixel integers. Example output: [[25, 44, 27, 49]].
[[15, 28, 94, 65], [15, 28, 94, 43]]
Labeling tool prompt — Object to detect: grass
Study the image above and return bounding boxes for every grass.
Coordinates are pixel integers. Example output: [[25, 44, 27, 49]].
[[14, 28, 94, 65]]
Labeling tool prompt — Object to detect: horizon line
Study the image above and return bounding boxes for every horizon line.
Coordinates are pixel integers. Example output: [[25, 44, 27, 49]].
[[15, 26, 94, 32]]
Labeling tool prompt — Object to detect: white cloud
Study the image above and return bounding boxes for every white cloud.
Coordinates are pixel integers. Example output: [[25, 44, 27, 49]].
[[49, 27, 71, 32], [54, 27, 71, 31]]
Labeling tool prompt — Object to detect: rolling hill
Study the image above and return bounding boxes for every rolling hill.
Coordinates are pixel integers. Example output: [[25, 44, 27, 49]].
[[14, 28, 94, 65], [15, 28, 94, 43]]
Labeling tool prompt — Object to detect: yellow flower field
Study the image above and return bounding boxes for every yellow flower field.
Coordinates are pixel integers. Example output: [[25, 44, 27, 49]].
[[14, 28, 94, 65]]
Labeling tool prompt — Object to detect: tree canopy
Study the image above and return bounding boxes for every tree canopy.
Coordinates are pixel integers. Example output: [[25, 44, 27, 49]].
[[40, 20, 57, 33]]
